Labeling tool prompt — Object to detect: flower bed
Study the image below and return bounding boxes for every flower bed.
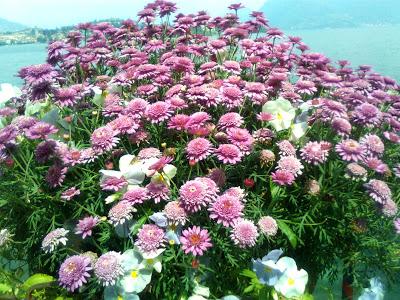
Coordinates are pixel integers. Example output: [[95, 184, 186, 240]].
[[0, 1, 400, 299]]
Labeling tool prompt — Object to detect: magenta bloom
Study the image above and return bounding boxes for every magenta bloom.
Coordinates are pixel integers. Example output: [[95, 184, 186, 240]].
[[335, 139, 366, 162], [215, 144, 243, 164], [300, 141, 331, 165], [352, 103, 382, 127], [258, 216, 278, 237], [163, 201, 188, 225], [271, 170, 295, 186], [54, 87, 78, 107], [138, 147, 162, 159], [25, 122, 58, 140], [180, 226, 212, 256], [276, 156, 304, 177], [61, 187, 80, 201], [135, 224, 165, 254], [217, 112, 244, 130], [108, 200, 136, 226], [168, 114, 190, 131], [230, 219, 259, 248], [360, 134, 384, 156], [179, 179, 210, 213], [90, 126, 119, 154], [75, 216, 99, 239], [186, 138, 213, 163], [394, 218, 400, 234], [94, 251, 124, 286], [218, 86, 243, 109], [58, 255, 91, 292], [46, 165, 67, 188], [209, 194, 244, 227], [146, 181, 170, 203], [100, 176, 128, 192], [364, 179, 392, 204], [122, 187, 149, 205], [145, 101, 172, 123], [185, 112, 211, 131]]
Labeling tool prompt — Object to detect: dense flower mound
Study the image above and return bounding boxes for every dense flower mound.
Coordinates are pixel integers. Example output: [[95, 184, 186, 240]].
[[0, 1, 400, 299]]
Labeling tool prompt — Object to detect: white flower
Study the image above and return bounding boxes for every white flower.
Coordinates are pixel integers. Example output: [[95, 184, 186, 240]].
[[0, 229, 12, 247], [0, 83, 21, 108], [290, 122, 308, 141], [358, 277, 384, 300], [274, 257, 308, 298], [138, 248, 164, 273], [100, 154, 146, 186], [120, 249, 152, 294], [262, 98, 296, 131]]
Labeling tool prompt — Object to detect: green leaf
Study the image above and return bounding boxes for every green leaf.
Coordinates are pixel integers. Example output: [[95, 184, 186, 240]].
[[240, 269, 257, 279], [0, 283, 12, 294], [300, 293, 314, 300], [243, 285, 254, 294], [277, 219, 298, 248], [21, 273, 55, 291]]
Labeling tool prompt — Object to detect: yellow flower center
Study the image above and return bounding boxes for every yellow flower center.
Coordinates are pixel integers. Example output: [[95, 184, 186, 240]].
[[288, 278, 295, 286], [277, 112, 284, 120], [117, 296, 123, 300], [147, 259, 154, 265], [131, 270, 138, 279], [169, 239, 175, 245]]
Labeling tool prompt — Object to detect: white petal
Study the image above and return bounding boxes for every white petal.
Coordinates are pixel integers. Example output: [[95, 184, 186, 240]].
[[119, 155, 137, 173], [163, 164, 177, 179], [99, 170, 123, 179], [276, 257, 297, 272]]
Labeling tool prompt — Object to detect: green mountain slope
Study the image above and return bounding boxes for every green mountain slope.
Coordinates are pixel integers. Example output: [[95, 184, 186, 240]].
[[0, 17, 27, 33]]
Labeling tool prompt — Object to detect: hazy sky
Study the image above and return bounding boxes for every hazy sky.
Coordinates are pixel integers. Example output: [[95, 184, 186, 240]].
[[0, 0, 267, 28]]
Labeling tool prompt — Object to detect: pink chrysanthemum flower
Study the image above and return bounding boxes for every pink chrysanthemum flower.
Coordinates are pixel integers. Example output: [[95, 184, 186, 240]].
[[381, 199, 398, 217], [122, 187, 149, 205], [94, 251, 124, 286], [90, 126, 119, 154], [352, 103, 382, 127], [362, 157, 389, 174], [46, 165, 67, 188], [138, 147, 162, 159], [258, 216, 278, 237], [345, 163, 367, 181], [135, 224, 165, 254], [335, 139, 366, 162], [224, 187, 246, 202], [179, 179, 210, 213], [207, 168, 226, 188], [61, 187, 80, 201], [230, 219, 259, 248], [218, 86, 243, 109], [332, 117, 352, 136], [244, 82, 267, 105], [364, 179, 392, 204], [146, 181, 170, 203], [124, 98, 148, 118], [300, 141, 331, 165], [163, 201, 188, 226], [42, 228, 69, 253], [108, 200, 136, 226], [257, 112, 275, 122], [25, 122, 58, 140], [145, 101, 172, 123], [360, 134, 384, 156], [108, 115, 140, 135], [271, 170, 295, 186], [75, 216, 99, 239], [185, 112, 211, 131], [180, 226, 212, 256], [221, 60, 241, 75], [227, 127, 254, 154], [217, 112, 244, 130], [58, 255, 92, 292], [294, 80, 317, 95], [215, 144, 243, 164], [186, 138, 213, 163], [393, 164, 400, 178], [100, 176, 128, 192], [195, 177, 219, 201], [277, 140, 296, 156], [209, 194, 244, 227], [53, 87, 78, 107], [277, 156, 304, 177], [168, 114, 190, 131]]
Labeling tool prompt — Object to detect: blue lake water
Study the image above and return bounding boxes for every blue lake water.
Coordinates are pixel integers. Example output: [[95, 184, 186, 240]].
[[0, 25, 399, 86]]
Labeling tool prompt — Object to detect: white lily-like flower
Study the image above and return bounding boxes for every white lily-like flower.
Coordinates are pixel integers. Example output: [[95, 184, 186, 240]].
[[120, 249, 152, 294], [141, 157, 177, 186], [290, 122, 308, 141], [138, 248, 165, 273], [262, 97, 296, 131], [0, 83, 21, 108], [274, 257, 308, 298], [100, 155, 146, 186]]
